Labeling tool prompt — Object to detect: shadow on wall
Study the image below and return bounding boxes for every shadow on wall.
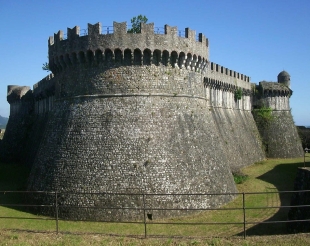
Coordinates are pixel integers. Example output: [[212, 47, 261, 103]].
[[0, 162, 31, 214], [236, 161, 306, 236]]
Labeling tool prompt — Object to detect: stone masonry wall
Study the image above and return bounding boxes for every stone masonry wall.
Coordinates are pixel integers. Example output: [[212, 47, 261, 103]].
[[0, 86, 33, 163], [2, 21, 282, 221], [48, 22, 209, 70], [2, 21, 303, 221], [253, 88, 303, 158], [254, 109, 303, 158], [27, 61, 264, 220]]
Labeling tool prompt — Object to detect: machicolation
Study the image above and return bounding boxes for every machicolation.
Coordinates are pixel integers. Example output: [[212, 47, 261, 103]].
[[0, 21, 303, 221]]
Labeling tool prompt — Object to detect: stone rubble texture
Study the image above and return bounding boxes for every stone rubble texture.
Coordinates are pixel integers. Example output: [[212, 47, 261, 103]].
[[0, 21, 303, 220]]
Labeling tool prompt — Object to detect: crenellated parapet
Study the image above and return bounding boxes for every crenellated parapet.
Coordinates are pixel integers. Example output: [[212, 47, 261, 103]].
[[204, 77, 252, 110], [33, 74, 56, 114], [48, 22, 209, 74], [33, 74, 55, 100], [204, 77, 251, 95], [254, 81, 292, 111], [207, 62, 251, 90], [258, 81, 292, 97]]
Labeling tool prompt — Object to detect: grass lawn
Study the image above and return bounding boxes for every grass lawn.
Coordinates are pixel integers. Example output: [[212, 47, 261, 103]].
[[0, 154, 310, 245]]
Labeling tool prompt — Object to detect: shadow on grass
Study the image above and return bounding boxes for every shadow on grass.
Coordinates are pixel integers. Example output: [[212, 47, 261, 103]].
[[0, 162, 32, 212], [1, 159, 309, 237], [239, 159, 307, 236]]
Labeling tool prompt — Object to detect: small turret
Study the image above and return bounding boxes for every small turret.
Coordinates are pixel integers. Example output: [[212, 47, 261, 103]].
[[7, 85, 31, 104], [277, 70, 290, 88]]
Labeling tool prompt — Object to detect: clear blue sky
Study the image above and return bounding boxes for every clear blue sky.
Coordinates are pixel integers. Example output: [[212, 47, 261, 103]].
[[0, 0, 309, 125]]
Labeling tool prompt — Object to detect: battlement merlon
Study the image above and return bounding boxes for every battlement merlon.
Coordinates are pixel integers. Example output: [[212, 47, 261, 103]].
[[48, 21, 209, 62]]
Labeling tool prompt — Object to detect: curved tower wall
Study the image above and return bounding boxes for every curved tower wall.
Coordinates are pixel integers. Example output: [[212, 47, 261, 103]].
[[28, 68, 240, 220], [3, 23, 303, 218], [25, 21, 266, 220], [0, 75, 56, 165], [0, 21, 273, 220], [0, 86, 33, 163], [204, 68, 264, 170], [253, 82, 303, 158]]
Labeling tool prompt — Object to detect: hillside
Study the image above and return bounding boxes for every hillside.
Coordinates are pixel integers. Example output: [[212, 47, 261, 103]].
[[0, 115, 8, 129]]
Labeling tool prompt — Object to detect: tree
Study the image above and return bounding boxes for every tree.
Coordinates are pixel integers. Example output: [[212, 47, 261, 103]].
[[127, 15, 148, 33], [42, 62, 50, 72]]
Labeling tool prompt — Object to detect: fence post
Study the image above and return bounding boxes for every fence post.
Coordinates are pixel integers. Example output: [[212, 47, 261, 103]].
[[55, 191, 59, 234], [243, 192, 246, 239], [143, 193, 147, 238]]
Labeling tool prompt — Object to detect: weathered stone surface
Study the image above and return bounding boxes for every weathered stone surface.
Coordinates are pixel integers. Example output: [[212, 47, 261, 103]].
[[254, 110, 303, 158], [253, 76, 303, 158], [0, 21, 302, 221], [27, 65, 241, 220]]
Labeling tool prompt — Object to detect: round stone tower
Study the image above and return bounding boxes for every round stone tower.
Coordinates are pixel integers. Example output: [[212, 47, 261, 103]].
[[277, 70, 290, 87], [27, 22, 237, 220], [0, 86, 33, 163], [253, 71, 303, 158]]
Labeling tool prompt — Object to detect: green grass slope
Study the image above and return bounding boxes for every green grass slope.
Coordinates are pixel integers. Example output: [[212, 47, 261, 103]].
[[0, 156, 310, 245]]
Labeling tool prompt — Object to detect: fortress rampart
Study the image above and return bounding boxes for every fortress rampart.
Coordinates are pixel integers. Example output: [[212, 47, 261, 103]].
[[48, 22, 209, 75], [252, 79, 301, 157], [33, 74, 55, 114], [0, 21, 303, 221]]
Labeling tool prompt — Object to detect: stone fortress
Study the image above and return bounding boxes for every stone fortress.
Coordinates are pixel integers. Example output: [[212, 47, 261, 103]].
[[0, 21, 303, 220]]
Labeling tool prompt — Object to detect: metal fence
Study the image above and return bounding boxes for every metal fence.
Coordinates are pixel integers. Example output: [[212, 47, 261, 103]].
[[62, 26, 201, 41], [0, 190, 309, 239]]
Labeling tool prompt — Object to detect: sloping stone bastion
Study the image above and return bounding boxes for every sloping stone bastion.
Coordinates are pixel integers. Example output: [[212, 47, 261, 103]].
[[0, 21, 303, 220]]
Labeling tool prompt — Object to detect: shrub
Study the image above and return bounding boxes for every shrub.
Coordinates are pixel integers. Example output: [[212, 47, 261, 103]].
[[232, 170, 248, 184], [234, 88, 243, 101]]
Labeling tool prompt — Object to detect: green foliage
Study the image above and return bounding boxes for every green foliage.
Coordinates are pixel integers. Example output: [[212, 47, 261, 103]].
[[253, 106, 273, 125], [234, 88, 242, 101], [127, 15, 148, 33], [297, 126, 310, 149], [42, 62, 50, 72], [232, 170, 248, 184]]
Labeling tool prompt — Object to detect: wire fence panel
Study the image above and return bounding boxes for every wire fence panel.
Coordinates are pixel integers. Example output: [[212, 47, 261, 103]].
[[1, 190, 310, 238], [58, 26, 203, 41], [102, 26, 113, 34]]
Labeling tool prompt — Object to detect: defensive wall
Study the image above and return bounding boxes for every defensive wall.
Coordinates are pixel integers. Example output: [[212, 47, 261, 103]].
[[0, 21, 302, 220], [253, 73, 303, 158]]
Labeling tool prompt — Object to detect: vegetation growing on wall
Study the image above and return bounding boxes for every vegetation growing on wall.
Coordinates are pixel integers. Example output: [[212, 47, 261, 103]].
[[42, 62, 50, 72], [234, 88, 242, 101], [252, 106, 274, 126], [252, 106, 274, 154]]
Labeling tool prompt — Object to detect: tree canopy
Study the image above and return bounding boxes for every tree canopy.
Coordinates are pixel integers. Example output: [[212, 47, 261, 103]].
[[127, 15, 148, 33]]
